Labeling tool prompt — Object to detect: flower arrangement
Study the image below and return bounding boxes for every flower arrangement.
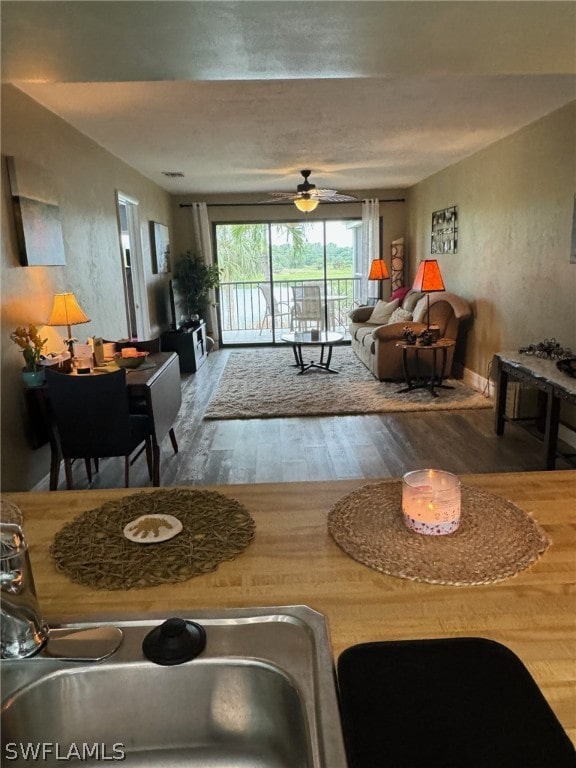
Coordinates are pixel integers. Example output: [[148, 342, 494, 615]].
[[10, 325, 48, 372]]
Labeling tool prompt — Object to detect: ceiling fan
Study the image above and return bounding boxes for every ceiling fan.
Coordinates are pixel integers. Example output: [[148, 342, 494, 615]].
[[265, 170, 358, 212]]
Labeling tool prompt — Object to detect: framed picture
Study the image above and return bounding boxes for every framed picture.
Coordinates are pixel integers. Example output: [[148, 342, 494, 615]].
[[431, 205, 458, 255], [6, 156, 66, 266], [150, 221, 171, 274]]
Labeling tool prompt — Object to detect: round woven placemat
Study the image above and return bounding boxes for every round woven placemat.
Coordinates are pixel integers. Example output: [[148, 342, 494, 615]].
[[50, 489, 255, 590], [328, 481, 550, 586]]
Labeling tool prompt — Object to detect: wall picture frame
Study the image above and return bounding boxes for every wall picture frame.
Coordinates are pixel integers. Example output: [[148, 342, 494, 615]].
[[150, 221, 171, 274], [6, 156, 66, 266], [431, 205, 458, 255]]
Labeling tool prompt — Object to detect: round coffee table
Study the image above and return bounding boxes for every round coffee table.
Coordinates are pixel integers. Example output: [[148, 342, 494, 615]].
[[281, 331, 344, 374]]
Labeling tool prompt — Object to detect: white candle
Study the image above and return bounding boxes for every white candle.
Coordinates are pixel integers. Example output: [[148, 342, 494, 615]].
[[402, 469, 461, 535]]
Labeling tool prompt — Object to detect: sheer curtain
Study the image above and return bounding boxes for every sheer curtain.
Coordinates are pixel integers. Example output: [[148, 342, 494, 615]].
[[361, 198, 380, 303], [190, 202, 219, 344]]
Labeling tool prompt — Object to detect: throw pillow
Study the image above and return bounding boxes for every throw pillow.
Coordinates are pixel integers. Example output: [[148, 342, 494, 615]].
[[387, 307, 413, 324], [390, 286, 412, 304], [368, 298, 400, 325], [402, 290, 425, 313]]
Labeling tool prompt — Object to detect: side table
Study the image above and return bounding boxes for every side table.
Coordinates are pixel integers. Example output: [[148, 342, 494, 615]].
[[397, 339, 455, 397]]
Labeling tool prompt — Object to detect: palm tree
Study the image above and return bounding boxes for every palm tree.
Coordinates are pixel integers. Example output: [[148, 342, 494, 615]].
[[216, 222, 309, 281]]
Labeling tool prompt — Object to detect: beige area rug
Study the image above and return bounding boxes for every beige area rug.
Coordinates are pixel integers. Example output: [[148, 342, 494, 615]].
[[204, 348, 492, 420]]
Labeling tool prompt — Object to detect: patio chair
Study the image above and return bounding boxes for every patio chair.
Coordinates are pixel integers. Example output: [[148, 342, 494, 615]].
[[291, 284, 325, 330], [258, 285, 293, 334]]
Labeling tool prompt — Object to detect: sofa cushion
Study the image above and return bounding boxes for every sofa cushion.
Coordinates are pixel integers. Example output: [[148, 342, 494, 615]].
[[367, 299, 400, 325], [387, 307, 413, 324], [355, 326, 376, 346], [402, 290, 424, 312]]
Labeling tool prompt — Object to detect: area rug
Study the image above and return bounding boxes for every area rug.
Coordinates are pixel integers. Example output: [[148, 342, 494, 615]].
[[204, 348, 492, 420]]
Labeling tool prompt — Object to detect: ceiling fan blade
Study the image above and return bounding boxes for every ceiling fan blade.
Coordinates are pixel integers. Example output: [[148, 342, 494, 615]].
[[315, 191, 359, 202], [264, 170, 359, 204]]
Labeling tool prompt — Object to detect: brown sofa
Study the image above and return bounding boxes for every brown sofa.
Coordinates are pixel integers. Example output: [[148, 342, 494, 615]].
[[348, 291, 472, 381]]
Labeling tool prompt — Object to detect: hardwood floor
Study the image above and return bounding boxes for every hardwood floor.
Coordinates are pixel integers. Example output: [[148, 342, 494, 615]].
[[45, 348, 571, 491]]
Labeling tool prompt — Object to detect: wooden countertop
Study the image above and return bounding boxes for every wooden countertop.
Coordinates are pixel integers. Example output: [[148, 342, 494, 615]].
[[5, 470, 576, 742]]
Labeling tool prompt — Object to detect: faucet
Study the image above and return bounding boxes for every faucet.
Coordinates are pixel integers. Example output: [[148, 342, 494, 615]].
[[1, 523, 49, 659]]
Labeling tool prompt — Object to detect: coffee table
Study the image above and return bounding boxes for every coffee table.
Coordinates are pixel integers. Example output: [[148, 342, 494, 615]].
[[281, 331, 344, 374]]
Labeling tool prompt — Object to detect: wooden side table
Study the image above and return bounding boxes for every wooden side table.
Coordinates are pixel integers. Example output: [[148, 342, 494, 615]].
[[397, 339, 455, 397]]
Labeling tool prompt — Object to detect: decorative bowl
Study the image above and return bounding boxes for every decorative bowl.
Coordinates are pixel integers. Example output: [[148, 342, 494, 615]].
[[114, 352, 149, 369]]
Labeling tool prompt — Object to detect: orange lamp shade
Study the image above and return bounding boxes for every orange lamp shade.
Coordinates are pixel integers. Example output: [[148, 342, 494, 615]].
[[368, 259, 390, 281], [412, 259, 445, 293]]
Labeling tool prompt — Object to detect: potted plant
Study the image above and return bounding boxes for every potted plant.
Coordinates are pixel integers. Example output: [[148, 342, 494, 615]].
[[10, 324, 48, 386], [173, 251, 221, 327]]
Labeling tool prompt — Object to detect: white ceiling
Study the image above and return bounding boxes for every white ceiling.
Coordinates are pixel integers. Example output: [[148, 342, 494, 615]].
[[2, 1, 575, 196]]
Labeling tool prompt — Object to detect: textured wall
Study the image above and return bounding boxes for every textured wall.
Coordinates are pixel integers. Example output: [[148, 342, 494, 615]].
[[1, 86, 173, 491], [406, 101, 576, 381]]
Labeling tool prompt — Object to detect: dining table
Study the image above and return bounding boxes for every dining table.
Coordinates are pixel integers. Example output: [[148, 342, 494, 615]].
[[30, 352, 181, 489], [4, 469, 575, 744]]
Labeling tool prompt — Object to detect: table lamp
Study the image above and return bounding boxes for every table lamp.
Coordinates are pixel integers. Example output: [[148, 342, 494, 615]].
[[47, 292, 90, 357], [368, 258, 390, 302], [412, 259, 445, 330]]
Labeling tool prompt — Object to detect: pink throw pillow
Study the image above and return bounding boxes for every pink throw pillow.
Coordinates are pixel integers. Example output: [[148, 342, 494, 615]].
[[390, 286, 411, 304]]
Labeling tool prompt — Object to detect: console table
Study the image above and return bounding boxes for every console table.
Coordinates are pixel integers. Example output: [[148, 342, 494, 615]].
[[161, 323, 207, 373], [493, 351, 576, 469]]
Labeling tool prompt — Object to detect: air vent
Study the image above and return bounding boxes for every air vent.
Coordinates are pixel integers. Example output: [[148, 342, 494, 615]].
[[162, 171, 185, 178]]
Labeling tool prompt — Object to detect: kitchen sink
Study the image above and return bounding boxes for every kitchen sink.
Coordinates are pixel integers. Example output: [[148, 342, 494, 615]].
[[1, 606, 347, 767]]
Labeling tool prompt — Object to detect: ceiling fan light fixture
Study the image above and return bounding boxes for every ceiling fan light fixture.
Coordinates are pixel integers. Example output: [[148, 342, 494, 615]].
[[294, 196, 319, 213]]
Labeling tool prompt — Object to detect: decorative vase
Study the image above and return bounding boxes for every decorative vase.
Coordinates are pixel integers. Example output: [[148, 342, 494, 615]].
[[21, 368, 45, 387]]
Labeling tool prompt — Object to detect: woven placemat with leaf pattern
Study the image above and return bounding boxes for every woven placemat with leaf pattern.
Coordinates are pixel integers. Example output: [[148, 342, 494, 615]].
[[50, 488, 255, 590], [328, 481, 550, 586]]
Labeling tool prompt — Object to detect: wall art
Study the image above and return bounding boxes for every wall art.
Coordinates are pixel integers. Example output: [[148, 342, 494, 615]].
[[431, 205, 458, 255], [6, 156, 66, 266], [150, 221, 171, 274]]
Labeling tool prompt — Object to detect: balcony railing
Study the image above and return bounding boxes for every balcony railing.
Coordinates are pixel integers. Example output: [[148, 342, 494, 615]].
[[218, 277, 361, 344]]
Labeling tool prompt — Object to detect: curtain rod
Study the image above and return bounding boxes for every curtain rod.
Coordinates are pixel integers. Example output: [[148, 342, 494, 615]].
[[179, 198, 405, 208]]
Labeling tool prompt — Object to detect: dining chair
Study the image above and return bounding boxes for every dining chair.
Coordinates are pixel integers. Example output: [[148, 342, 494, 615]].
[[45, 367, 153, 490], [290, 284, 324, 330]]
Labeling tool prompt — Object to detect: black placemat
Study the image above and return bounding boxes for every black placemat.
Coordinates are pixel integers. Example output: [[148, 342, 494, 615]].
[[337, 638, 574, 768]]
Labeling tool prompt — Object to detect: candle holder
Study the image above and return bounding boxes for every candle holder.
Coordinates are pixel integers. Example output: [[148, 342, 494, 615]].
[[402, 469, 461, 535]]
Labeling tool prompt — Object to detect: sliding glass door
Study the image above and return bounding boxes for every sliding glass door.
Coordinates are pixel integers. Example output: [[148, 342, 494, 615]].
[[215, 219, 360, 345]]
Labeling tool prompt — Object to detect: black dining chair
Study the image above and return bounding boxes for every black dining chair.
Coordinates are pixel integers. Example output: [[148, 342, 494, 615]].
[[45, 367, 153, 490]]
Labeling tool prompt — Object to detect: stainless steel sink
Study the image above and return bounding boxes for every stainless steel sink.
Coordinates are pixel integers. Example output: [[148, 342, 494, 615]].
[[1, 605, 347, 767]]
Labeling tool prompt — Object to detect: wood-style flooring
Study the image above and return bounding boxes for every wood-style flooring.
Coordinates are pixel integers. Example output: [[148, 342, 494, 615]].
[[44, 348, 572, 491]]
